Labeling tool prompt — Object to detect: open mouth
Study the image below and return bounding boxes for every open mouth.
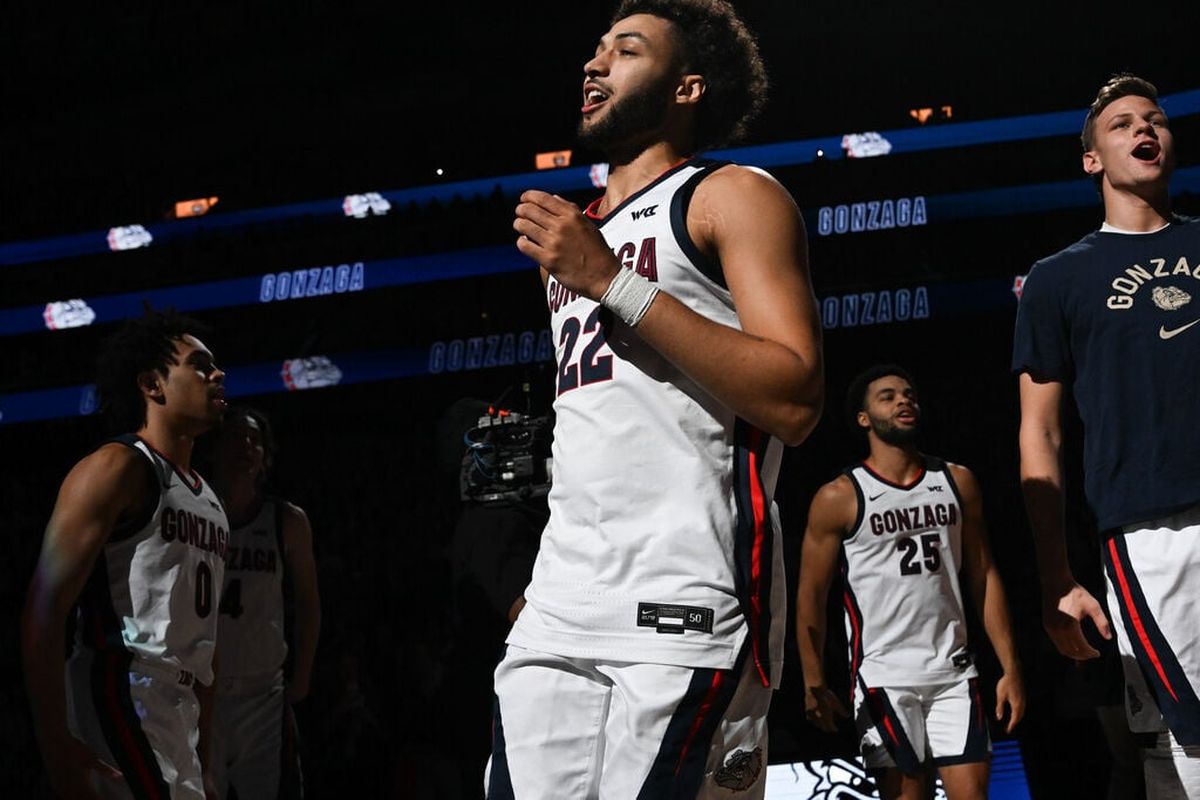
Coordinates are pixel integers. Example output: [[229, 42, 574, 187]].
[[1132, 140, 1161, 162], [582, 84, 610, 114]]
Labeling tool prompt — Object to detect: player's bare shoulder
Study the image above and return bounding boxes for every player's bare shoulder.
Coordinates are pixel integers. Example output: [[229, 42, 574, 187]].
[[807, 473, 859, 536], [63, 442, 153, 509], [945, 461, 982, 502], [689, 164, 800, 233]]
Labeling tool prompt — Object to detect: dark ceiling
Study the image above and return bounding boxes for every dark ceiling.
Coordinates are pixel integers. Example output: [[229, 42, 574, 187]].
[[3, 1, 1195, 240]]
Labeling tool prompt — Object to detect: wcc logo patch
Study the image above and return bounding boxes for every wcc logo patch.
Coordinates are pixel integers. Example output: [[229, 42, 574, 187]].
[[713, 747, 762, 791]]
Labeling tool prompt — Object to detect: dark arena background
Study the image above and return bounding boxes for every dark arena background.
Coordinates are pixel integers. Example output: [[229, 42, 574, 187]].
[[2, 2, 1197, 797]]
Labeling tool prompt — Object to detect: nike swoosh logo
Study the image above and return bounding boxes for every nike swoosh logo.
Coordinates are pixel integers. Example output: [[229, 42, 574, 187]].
[[868, 492, 888, 501], [1160, 319, 1200, 340]]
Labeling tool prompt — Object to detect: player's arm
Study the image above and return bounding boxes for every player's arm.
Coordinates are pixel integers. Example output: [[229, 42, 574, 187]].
[[951, 463, 1025, 733], [20, 444, 146, 797], [282, 502, 320, 703], [1018, 373, 1111, 659], [515, 168, 823, 445], [796, 476, 855, 732]]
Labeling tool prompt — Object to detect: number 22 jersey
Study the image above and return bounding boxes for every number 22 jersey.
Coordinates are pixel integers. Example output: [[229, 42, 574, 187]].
[[508, 159, 787, 686], [841, 458, 976, 688]]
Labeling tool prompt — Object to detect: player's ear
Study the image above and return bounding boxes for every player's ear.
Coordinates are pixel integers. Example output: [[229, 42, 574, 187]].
[[1082, 149, 1103, 177], [856, 410, 870, 430], [138, 370, 165, 404], [675, 74, 704, 106]]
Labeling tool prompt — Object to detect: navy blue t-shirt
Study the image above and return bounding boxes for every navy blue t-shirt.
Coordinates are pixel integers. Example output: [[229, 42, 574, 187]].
[[1012, 216, 1200, 530]]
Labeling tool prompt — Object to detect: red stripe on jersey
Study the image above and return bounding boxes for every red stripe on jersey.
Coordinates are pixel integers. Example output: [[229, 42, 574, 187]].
[[674, 671, 725, 776], [843, 588, 863, 703], [1108, 538, 1179, 702], [881, 712, 901, 745], [747, 427, 769, 686]]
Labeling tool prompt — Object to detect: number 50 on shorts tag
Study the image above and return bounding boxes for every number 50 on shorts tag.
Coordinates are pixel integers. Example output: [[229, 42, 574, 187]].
[[637, 602, 714, 635]]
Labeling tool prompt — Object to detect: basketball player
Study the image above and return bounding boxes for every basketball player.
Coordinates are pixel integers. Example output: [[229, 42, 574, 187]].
[[204, 407, 319, 799], [20, 310, 229, 799], [796, 365, 1024, 800], [1014, 74, 1200, 796], [490, 1, 823, 797]]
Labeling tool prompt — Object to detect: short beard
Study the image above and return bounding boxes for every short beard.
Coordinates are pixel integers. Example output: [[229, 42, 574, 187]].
[[577, 73, 676, 161], [869, 415, 920, 448]]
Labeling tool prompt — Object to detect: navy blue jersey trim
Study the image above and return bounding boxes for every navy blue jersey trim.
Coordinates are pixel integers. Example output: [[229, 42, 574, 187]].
[[637, 643, 748, 799], [841, 554, 865, 705], [1104, 535, 1200, 746], [842, 467, 866, 539], [732, 419, 775, 686], [107, 435, 163, 543], [859, 461, 927, 491], [585, 158, 700, 228], [668, 160, 728, 289], [487, 669, 516, 800], [89, 637, 171, 799], [865, 686, 923, 776], [932, 677, 991, 766]]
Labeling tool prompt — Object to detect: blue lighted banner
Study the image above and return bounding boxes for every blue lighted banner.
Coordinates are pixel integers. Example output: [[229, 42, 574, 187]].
[[5, 167, 1199, 340], [0, 275, 1024, 426], [765, 740, 1030, 799], [2, 90, 1196, 268]]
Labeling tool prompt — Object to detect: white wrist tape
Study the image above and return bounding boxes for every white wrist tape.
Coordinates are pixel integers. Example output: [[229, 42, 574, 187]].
[[600, 268, 659, 327]]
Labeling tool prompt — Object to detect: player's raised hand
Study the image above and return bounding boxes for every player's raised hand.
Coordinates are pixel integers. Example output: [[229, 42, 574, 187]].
[[514, 190, 620, 300], [804, 684, 849, 733], [1043, 582, 1111, 660]]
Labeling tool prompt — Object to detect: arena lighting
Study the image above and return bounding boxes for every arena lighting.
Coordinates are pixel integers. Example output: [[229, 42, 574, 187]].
[[173, 196, 219, 219], [0, 273, 1029, 425], [535, 149, 573, 170], [3, 89, 1196, 268], [910, 106, 955, 125], [3, 166, 1200, 340]]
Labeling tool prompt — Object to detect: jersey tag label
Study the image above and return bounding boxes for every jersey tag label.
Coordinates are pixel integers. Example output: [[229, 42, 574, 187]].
[[637, 602, 713, 635]]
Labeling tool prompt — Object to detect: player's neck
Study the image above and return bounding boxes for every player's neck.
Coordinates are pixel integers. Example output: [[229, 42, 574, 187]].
[[599, 140, 690, 214], [137, 420, 194, 473], [1102, 185, 1172, 232], [218, 480, 262, 527], [864, 445, 923, 485]]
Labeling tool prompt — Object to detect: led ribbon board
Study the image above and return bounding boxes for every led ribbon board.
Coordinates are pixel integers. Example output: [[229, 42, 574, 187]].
[[2, 90, 1196, 268]]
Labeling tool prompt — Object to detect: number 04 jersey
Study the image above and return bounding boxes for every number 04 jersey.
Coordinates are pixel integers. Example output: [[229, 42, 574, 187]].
[[508, 159, 787, 686], [841, 458, 977, 688]]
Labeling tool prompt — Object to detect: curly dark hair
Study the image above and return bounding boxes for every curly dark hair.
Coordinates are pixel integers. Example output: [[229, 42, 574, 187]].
[[1081, 73, 1160, 153], [95, 309, 212, 432], [612, 0, 767, 149], [844, 364, 916, 433]]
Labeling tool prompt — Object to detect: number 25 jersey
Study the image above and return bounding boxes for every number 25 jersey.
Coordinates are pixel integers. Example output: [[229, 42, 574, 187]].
[[509, 159, 787, 686], [841, 458, 976, 688]]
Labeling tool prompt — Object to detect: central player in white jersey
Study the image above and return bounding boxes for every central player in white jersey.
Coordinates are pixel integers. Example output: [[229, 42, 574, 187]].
[[22, 310, 229, 800], [796, 365, 1025, 800], [490, 1, 824, 797]]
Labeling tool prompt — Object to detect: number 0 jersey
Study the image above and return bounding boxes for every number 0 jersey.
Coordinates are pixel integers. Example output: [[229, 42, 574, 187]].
[[841, 458, 976, 688], [508, 159, 787, 685], [73, 436, 229, 684]]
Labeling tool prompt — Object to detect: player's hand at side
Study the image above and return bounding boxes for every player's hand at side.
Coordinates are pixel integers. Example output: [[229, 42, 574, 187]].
[[1043, 582, 1111, 660], [804, 684, 848, 733], [514, 190, 621, 300], [48, 736, 124, 800], [994, 671, 1026, 733]]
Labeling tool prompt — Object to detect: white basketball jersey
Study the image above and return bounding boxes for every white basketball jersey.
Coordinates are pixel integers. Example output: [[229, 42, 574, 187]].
[[841, 458, 976, 687], [508, 160, 787, 685], [73, 436, 228, 684], [216, 498, 288, 680]]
